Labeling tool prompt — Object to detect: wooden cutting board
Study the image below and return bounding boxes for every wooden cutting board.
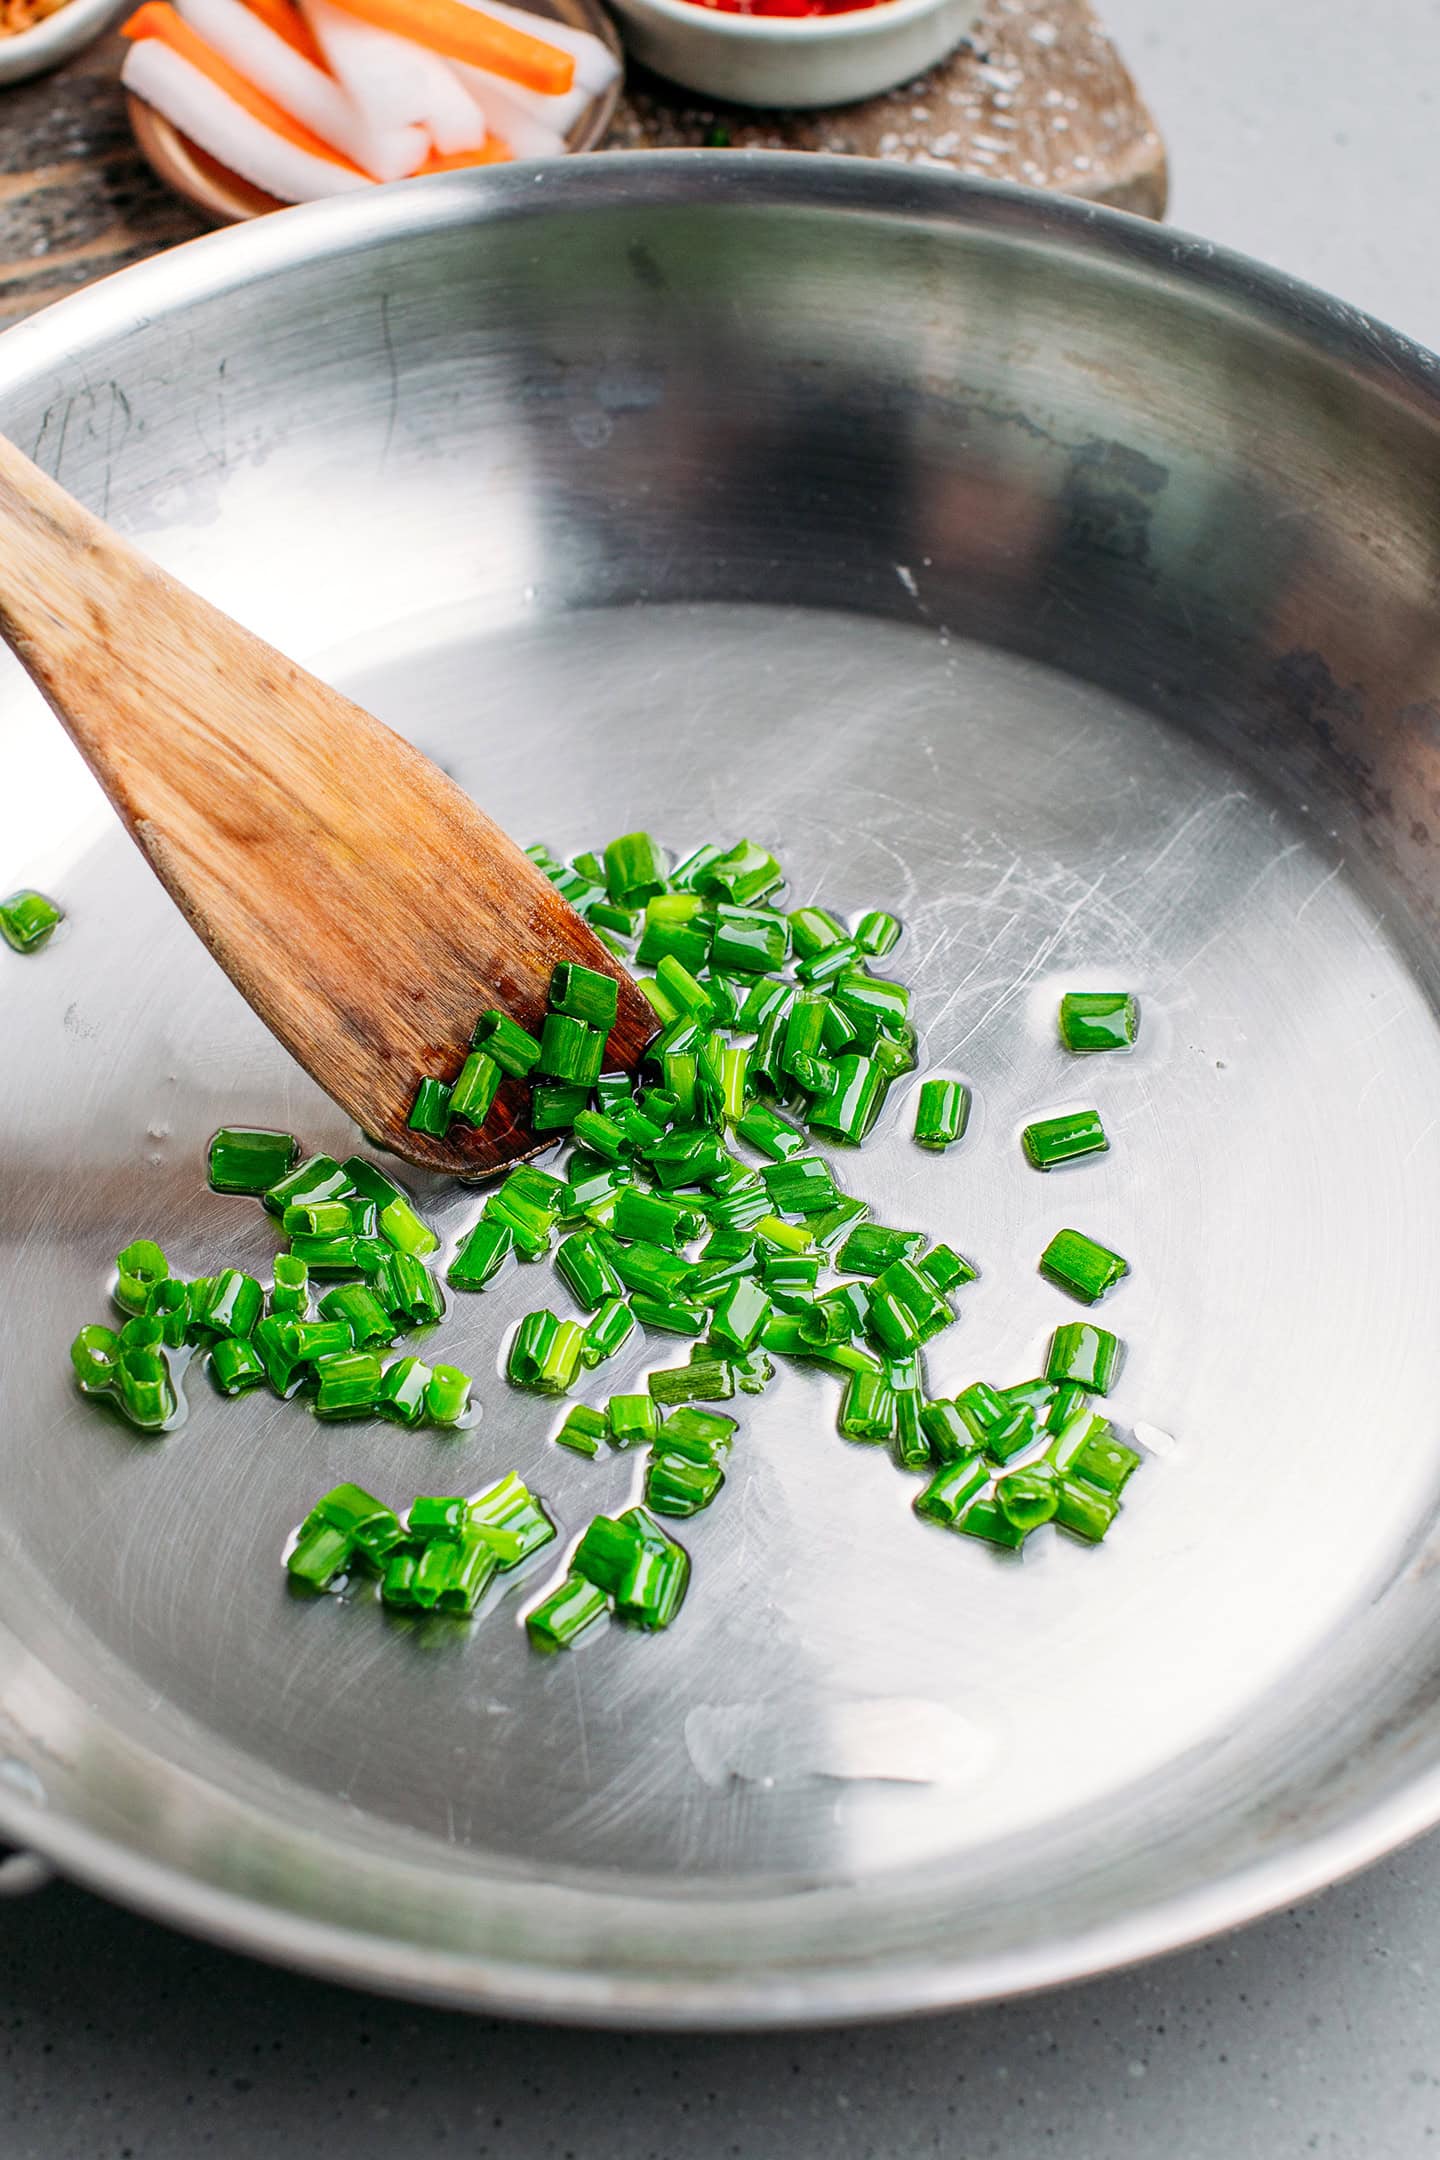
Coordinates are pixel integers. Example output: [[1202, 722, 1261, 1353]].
[[0, 0, 1165, 330]]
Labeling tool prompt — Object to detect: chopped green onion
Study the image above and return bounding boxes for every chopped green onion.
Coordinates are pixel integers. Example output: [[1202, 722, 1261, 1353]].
[[914, 1453, 988, 1524], [1046, 1380, 1090, 1434], [555, 1229, 625, 1312], [556, 1404, 608, 1457], [447, 1218, 514, 1292], [831, 973, 909, 1042], [549, 961, 620, 1031], [854, 910, 902, 957], [604, 831, 669, 906], [1039, 1227, 1129, 1304], [572, 1513, 642, 1594], [995, 1465, 1059, 1530], [613, 1507, 690, 1629], [587, 902, 641, 939], [696, 839, 783, 908], [631, 1293, 707, 1335], [807, 1053, 885, 1146], [407, 1078, 453, 1138], [807, 1195, 870, 1251], [449, 1050, 502, 1127], [913, 1078, 971, 1151], [647, 1358, 735, 1404], [1058, 991, 1139, 1054], [263, 1153, 349, 1218], [752, 1214, 813, 1255], [526, 1571, 609, 1651], [1067, 1427, 1140, 1496], [71, 1323, 120, 1394], [788, 906, 847, 958], [205, 1337, 265, 1396], [1022, 1109, 1108, 1170], [268, 1257, 310, 1320], [607, 1238, 691, 1300], [378, 1194, 439, 1259], [252, 1314, 305, 1396], [470, 1009, 542, 1077], [508, 1310, 586, 1394], [837, 1223, 923, 1276], [838, 1368, 896, 1442], [0, 888, 63, 953], [954, 1381, 1004, 1439], [286, 1233, 360, 1277], [375, 1251, 444, 1329], [794, 939, 860, 988], [281, 1198, 353, 1238], [917, 1399, 973, 1463], [409, 1492, 467, 1540], [762, 1155, 837, 1217], [532, 1083, 591, 1132], [537, 1013, 605, 1087], [202, 1269, 263, 1340], [425, 1363, 473, 1426], [918, 1244, 976, 1293], [891, 1388, 930, 1473], [316, 1281, 397, 1348], [286, 1519, 352, 1590], [376, 1355, 433, 1428], [710, 904, 789, 974], [145, 1279, 190, 1347], [312, 1349, 383, 1419], [207, 1127, 298, 1195], [955, 1497, 1028, 1549], [608, 1393, 661, 1448], [708, 1276, 772, 1355], [735, 1101, 806, 1160], [439, 1531, 501, 1614], [1053, 1477, 1119, 1541], [613, 1189, 704, 1250], [280, 1318, 354, 1369], [983, 1404, 1038, 1465], [115, 1343, 176, 1430], [1045, 1322, 1123, 1394], [645, 1452, 725, 1517], [581, 1295, 638, 1367]]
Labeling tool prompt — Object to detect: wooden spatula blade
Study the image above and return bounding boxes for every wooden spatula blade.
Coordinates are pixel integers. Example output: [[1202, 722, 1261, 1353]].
[[0, 434, 653, 1177]]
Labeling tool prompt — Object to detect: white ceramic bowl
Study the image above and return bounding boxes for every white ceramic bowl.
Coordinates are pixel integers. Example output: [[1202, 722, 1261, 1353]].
[[606, 0, 978, 107], [0, 0, 130, 85]]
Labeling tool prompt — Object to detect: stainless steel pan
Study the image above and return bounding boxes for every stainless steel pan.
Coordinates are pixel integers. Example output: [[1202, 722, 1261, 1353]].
[[2, 155, 1440, 2027]]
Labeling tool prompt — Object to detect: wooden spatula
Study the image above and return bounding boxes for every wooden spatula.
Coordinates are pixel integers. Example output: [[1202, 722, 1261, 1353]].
[[0, 432, 654, 1177]]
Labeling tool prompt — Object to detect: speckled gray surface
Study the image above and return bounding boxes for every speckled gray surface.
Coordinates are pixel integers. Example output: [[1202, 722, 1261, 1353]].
[[6, 5, 1440, 2152]]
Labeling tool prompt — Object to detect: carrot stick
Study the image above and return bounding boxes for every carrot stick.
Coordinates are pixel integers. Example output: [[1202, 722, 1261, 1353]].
[[122, 1, 363, 165], [241, 0, 326, 67], [320, 0, 572, 95], [420, 139, 513, 169]]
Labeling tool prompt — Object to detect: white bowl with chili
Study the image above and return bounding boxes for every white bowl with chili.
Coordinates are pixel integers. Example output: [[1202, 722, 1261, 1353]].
[[606, 0, 979, 108]]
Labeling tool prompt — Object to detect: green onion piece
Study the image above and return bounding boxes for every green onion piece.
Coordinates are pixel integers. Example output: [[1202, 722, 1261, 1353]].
[[996, 1464, 1060, 1530], [204, 1269, 263, 1339], [867, 1258, 952, 1348], [1046, 1380, 1090, 1434], [1068, 1428, 1141, 1497], [708, 1276, 772, 1355], [409, 1492, 467, 1540], [405, 1079, 451, 1138], [604, 830, 669, 906], [376, 1194, 439, 1258], [312, 1349, 382, 1419], [115, 1343, 176, 1430], [1039, 1227, 1129, 1305], [525, 841, 563, 872], [526, 1571, 610, 1651], [631, 1294, 707, 1335], [798, 1282, 869, 1346], [554, 1229, 625, 1312], [838, 1368, 896, 1442], [807, 1196, 870, 1251], [837, 1223, 923, 1276], [736, 977, 791, 1034], [808, 1053, 885, 1146], [281, 1198, 354, 1238], [144, 1279, 190, 1347], [591, 1076, 632, 1119], [831, 973, 909, 1043], [665, 1404, 737, 1448], [952, 1380, 1003, 1439], [262, 1153, 349, 1219], [854, 909, 902, 957], [316, 1281, 396, 1348], [1001, 1379, 1057, 1421], [556, 1404, 608, 1457], [447, 1218, 514, 1292], [1058, 991, 1139, 1054], [695, 839, 783, 908], [119, 1313, 164, 1352], [614, 1507, 690, 1629], [761, 1154, 838, 1217], [665, 842, 722, 891], [918, 1244, 977, 1294], [1046, 1408, 1109, 1473], [608, 1392, 661, 1448], [913, 1078, 971, 1151], [710, 904, 789, 974], [286, 1519, 352, 1590], [588, 902, 640, 939], [561, 1158, 631, 1214], [379, 1546, 424, 1608], [645, 1452, 725, 1517], [891, 1389, 930, 1474], [917, 1399, 971, 1463], [375, 1251, 444, 1329], [818, 997, 858, 1056], [794, 939, 860, 988], [207, 1126, 298, 1195], [647, 1358, 736, 1403], [1022, 1109, 1109, 1170], [983, 1404, 1038, 1465], [411, 1540, 465, 1610], [637, 913, 711, 974], [549, 961, 620, 1030], [280, 1318, 354, 1369], [426, 1363, 473, 1426], [581, 1295, 637, 1368], [652, 952, 713, 1023], [376, 1355, 433, 1428], [871, 1028, 918, 1082], [786, 905, 846, 958], [467, 1009, 541, 1078], [752, 1214, 814, 1255], [572, 1513, 641, 1594], [449, 1050, 503, 1127], [647, 1129, 728, 1187], [956, 1497, 1028, 1549], [268, 1254, 308, 1317], [530, 1083, 588, 1132], [781, 993, 826, 1076], [508, 1310, 585, 1394], [116, 1239, 168, 1311], [571, 1109, 631, 1162], [1053, 1476, 1119, 1541], [0, 888, 63, 953], [733, 1102, 805, 1160], [1045, 1321, 1122, 1394], [338, 1156, 400, 1210], [866, 1286, 920, 1355], [285, 1234, 360, 1277], [251, 1314, 305, 1396], [437, 1531, 501, 1615], [208, 1336, 266, 1396], [71, 1323, 120, 1394], [537, 1013, 605, 1086], [914, 1453, 988, 1525], [590, 929, 630, 960], [607, 1239, 691, 1301], [613, 1189, 704, 1250], [719, 1044, 751, 1121], [759, 1253, 821, 1310]]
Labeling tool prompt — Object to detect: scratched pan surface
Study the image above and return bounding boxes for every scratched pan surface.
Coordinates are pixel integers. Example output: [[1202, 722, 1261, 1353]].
[[2, 159, 1440, 2026]]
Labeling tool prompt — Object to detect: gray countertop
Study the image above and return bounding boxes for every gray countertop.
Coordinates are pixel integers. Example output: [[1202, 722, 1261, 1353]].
[[5, 5, 1440, 2154]]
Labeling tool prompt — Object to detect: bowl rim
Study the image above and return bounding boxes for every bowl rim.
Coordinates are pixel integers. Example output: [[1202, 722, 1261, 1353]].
[[607, 0, 965, 42], [2, 155, 1440, 2028], [0, 0, 126, 69]]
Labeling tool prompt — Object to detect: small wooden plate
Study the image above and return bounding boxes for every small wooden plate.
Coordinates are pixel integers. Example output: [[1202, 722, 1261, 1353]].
[[126, 0, 624, 225]]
